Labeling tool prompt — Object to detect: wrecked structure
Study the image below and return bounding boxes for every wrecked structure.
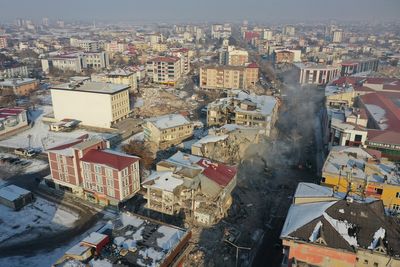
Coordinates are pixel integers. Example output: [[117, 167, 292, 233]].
[[207, 90, 278, 137], [142, 152, 237, 226], [281, 183, 400, 267], [54, 212, 191, 267], [191, 124, 262, 164]]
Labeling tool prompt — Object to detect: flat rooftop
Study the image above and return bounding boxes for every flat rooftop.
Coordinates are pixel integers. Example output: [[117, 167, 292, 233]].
[[51, 81, 129, 94]]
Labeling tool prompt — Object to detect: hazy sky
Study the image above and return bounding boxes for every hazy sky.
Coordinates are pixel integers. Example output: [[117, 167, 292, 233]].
[[0, 0, 399, 23]]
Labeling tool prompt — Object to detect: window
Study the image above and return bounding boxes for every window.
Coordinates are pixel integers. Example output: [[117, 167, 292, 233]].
[[96, 185, 103, 193], [107, 178, 113, 187], [106, 168, 113, 177], [393, 204, 400, 211], [95, 165, 102, 174], [375, 188, 383, 195], [83, 162, 90, 171], [85, 181, 91, 189], [396, 192, 400, 199], [96, 174, 102, 184], [122, 168, 128, 177], [84, 172, 90, 181]]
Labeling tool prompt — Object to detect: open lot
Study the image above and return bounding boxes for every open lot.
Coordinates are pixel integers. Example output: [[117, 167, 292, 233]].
[[0, 196, 78, 246]]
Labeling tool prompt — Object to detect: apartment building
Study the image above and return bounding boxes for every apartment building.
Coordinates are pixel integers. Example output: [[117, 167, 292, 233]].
[[146, 56, 182, 86], [170, 48, 191, 74], [0, 78, 39, 96], [104, 41, 128, 53], [211, 24, 232, 39], [294, 63, 341, 86], [41, 52, 109, 74], [340, 58, 379, 76], [0, 35, 7, 49], [70, 38, 103, 52], [0, 107, 28, 137], [47, 138, 140, 206], [142, 151, 237, 225], [200, 63, 259, 90], [0, 65, 28, 78], [51, 81, 130, 128], [219, 46, 249, 66], [143, 114, 193, 149], [282, 25, 295, 36], [332, 29, 344, 43], [207, 90, 278, 136], [273, 49, 302, 64], [91, 69, 138, 92], [281, 183, 400, 267], [321, 146, 400, 214]]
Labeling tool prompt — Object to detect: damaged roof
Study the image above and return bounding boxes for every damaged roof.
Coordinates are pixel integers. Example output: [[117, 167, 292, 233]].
[[282, 199, 400, 257]]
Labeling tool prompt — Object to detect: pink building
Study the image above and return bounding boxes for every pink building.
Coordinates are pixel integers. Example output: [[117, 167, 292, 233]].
[[46, 136, 140, 206]]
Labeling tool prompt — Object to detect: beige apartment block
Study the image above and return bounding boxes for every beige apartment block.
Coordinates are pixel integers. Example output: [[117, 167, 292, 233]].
[[200, 63, 259, 90], [143, 114, 193, 149]]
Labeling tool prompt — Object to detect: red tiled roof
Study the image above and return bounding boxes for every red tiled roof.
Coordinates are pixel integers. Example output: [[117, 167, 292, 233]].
[[368, 130, 400, 145], [360, 92, 400, 131], [80, 150, 139, 171], [196, 159, 237, 187], [247, 62, 259, 68], [0, 108, 25, 115], [151, 56, 180, 63]]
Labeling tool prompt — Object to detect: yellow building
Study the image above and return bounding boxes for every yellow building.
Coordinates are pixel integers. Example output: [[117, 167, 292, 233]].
[[143, 114, 193, 149], [200, 63, 259, 90], [321, 146, 400, 214]]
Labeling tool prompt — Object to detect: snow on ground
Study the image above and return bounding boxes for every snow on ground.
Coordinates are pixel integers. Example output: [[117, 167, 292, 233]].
[[0, 153, 48, 179], [0, 219, 108, 267], [0, 197, 78, 245], [0, 105, 113, 151], [134, 98, 144, 108]]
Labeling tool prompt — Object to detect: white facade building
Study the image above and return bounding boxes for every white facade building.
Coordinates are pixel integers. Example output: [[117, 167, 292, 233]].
[[51, 81, 130, 128]]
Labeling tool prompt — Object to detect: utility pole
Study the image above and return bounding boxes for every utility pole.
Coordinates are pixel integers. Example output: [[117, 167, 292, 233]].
[[224, 239, 251, 267]]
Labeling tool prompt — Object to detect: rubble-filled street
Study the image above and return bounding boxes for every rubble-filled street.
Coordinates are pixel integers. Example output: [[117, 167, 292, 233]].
[[183, 84, 324, 267]]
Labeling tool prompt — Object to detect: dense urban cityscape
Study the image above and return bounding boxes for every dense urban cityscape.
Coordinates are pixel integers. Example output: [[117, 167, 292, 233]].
[[0, 1, 400, 266]]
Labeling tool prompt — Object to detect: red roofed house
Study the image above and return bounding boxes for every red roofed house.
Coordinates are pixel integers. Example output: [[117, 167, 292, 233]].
[[0, 107, 28, 137], [146, 56, 182, 85], [358, 91, 400, 160], [142, 152, 237, 225], [47, 137, 140, 206]]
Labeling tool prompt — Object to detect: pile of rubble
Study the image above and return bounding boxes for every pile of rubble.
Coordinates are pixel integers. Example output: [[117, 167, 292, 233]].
[[135, 87, 193, 117]]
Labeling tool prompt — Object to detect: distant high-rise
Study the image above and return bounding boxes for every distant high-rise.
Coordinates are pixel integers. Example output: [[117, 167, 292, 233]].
[[332, 29, 343, 43], [56, 20, 64, 28], [42, 17, 49, 27], [282, 25, 295, 36]]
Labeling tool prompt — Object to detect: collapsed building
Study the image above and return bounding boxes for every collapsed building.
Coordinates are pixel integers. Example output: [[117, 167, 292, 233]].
[[54, 212, 191, 267], [207, 90, 279, 137], [191, 124, 262, 164], [142, 152, 237, 226], [281, 183, 400, 267]]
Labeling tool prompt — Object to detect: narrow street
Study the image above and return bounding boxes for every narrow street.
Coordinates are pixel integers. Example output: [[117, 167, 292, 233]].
[[252, 85, 325, 267]]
